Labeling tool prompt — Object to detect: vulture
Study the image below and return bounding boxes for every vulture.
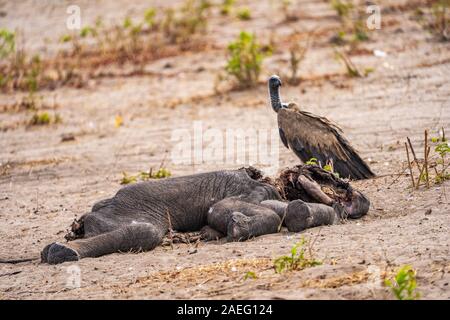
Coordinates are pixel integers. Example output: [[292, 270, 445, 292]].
[[268, 75, 375, 180]]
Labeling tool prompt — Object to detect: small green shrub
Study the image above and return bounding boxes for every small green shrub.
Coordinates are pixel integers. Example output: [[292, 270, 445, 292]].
[[330, 0, 369, 45], [385, 265, 420, 300], [29, 112, 61, 126], [430, 0, 449, 41], [331, 0, 353, 19], [432, 134, 450, 184], [281, 0, 298, 22], [0, 29, 15, 59], [243, 271, 258, 280], [220, 0, 235, 16], [273, 238, 322, 273], [306, 157, 318, 165], [237, 7, 251, 20], [120, 167, 172, 184], [144, 8, 157, 28], [225, 31, 270, 88], [162, 0, 211, 43], [288, 35, 309, 84]]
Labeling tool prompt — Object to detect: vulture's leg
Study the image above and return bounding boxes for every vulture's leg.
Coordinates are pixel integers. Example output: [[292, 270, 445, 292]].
[[41, 223, 164, 264], [297, 175, 334, 206], [284, 200, 339, 232], [207, 198, 281, 242]]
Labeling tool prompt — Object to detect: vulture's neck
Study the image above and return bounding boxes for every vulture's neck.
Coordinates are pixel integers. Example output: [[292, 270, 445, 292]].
[[269, 86, 283, 113]]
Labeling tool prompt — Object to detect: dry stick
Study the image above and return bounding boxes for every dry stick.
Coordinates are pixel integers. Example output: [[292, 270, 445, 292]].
[[407, 137, 418, 163], [0, 258, 38, 264], [387, 166, 408, 189], [405, 142, 415, 188], [424, 130, 430, 188], [416, 146, 431, 189]]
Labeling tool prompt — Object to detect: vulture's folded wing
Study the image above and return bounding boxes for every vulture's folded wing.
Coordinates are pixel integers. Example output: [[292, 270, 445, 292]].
[[278, 108, 375, 180]]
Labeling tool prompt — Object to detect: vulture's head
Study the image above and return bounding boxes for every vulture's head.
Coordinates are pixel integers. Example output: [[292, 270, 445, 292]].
[[268, 75, 282, 89]]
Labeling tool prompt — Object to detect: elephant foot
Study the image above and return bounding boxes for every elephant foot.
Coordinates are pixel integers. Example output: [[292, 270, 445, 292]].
[[227, 212, 251, 242], [285, 200, 338, 232], [285, 200, 313, 232], [41, 242, 80, 264]]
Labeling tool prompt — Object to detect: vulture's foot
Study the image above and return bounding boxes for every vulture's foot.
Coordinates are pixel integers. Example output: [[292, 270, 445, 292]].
[[227, 212, 251, 242], [41, 242, 80, 264], [285, 200, 338, 232]]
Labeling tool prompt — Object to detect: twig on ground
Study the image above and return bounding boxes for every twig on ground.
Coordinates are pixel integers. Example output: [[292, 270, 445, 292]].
[[416, 145, 431, 189], [387, 166, 408, 188], [424, 130, 430, 188], [0, 258, 38, 264], [407, 137, 418, 164], [0, 271, 22, 277], [405, 142, 415, 188]]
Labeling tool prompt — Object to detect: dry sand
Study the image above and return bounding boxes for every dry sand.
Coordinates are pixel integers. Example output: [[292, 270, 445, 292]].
[[0, 0, 449, 299]]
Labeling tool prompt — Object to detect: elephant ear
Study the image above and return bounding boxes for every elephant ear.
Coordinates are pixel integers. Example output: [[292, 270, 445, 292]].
[[277, 107, 375, 180]]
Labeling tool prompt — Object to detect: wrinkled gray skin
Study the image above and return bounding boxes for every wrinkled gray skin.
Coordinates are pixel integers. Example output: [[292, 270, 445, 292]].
[[41, 168, 360, 264]]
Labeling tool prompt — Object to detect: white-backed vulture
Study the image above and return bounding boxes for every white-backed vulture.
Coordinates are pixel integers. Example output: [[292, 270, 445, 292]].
[[268, 75, 375, 180]]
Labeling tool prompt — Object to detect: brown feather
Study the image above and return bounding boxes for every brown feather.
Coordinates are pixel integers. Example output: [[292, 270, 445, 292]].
[[278, 103, 374, 180]]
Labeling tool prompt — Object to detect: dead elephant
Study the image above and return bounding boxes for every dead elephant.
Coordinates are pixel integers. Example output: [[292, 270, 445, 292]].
[[41, 165, 370, 264]]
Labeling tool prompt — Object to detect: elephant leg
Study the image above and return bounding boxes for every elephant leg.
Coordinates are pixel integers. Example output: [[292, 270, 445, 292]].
[[207, 198, 281, 242], [41, 223, 164, 264], [284, 200, 339, 232], [260, 200, 288, 220]]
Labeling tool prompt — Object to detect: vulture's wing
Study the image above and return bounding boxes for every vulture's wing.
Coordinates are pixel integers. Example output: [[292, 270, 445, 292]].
[[278, 107, 374, 180]]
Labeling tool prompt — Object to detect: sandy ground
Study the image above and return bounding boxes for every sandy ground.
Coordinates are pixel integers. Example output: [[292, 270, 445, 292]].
[[0, 0, 449, 299]]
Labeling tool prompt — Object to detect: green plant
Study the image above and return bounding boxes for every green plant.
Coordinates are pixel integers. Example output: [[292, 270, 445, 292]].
[[80, 25, 97, 38], [60, 34, 73, 43], [306, 157, 340, 177], [330, 0, 369, 45], [405, 129, 449, 189], [0, 29, 15, 59], [430, 0, 449, 41], [288, 34, 309, 84], [120, 167, 172, 184], [120, 172, 138, 185], [225, 31, 270, 88], [281, 0, 298, 22], [237, 7, 251, 20], [432, 134, 450, 183], [273, 237, 322, 273], [29, 112, 61, 126], [144, 8, 157, 28], [385, 265, 420, 300], [331, 0, 353, 19], [243, 271, 258, 280], [305, 157, 318, 165], [220, 0, 235, 16], [334, 49, 363, 77], [162, 0, 211, 43]]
